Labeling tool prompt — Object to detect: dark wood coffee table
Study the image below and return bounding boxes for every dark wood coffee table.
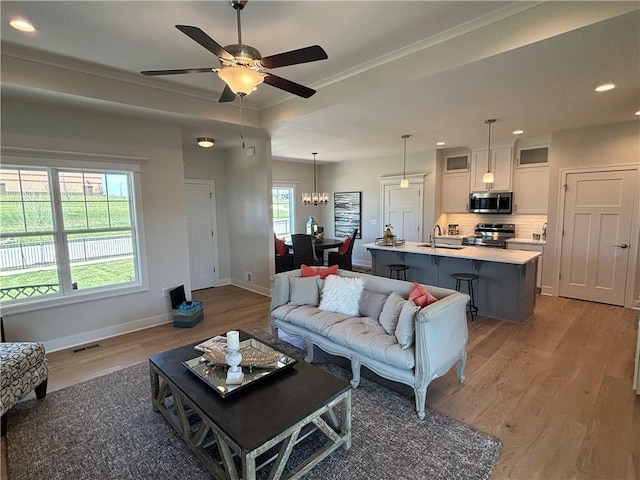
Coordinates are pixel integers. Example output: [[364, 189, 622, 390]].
[[149, 330, 352, 480]]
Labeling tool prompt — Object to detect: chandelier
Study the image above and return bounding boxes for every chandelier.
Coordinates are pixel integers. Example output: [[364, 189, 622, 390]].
[[302, 153, 328, 206]]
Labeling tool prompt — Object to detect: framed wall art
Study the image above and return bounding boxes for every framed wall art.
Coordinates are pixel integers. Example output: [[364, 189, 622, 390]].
[[334, 192, 362, 238]]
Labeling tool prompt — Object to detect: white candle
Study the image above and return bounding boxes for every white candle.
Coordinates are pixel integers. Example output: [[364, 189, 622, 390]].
[[226, 330, 240, 350]]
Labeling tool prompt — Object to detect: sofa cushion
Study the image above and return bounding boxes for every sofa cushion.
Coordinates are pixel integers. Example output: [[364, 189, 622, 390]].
[[378, 291, 406, 335], [319, 275, 364, 316], [288, 276, 321, 306], [359, 289, 388, 319], [395, 299, 420, 349]]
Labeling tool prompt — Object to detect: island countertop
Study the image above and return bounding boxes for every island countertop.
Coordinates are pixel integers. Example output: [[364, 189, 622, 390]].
[[362, 241, 541, 265]]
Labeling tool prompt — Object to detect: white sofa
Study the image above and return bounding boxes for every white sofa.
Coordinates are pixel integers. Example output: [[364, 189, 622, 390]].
[[270, 268, 469, 419]]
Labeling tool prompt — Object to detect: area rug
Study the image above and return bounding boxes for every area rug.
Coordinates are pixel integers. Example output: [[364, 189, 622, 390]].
[[7, 332, 502, 480]]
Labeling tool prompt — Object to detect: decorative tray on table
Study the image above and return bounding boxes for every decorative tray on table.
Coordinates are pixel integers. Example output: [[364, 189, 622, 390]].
[[183, 336, 297, 398]]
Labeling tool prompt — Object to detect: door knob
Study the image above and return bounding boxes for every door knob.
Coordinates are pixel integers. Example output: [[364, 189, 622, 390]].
[[614, 243, 629, 249]]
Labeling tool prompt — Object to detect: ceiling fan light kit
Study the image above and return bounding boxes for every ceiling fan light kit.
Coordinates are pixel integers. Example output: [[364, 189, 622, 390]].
[[140, 0, 327, 102]]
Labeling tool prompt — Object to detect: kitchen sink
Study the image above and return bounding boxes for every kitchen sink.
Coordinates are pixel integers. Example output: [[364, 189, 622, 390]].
[[417, 244, 465, 250]]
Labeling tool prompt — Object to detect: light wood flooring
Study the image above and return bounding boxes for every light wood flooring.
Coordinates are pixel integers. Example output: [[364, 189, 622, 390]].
[[2, 285, 639, 479]]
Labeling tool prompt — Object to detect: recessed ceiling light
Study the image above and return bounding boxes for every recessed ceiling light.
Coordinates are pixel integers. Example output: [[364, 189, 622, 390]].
[[512, 129, 524, 135], [635, 110, 640, 116], [436, 141, 446, 146], [595, 83, 615, 92], [9, 18, 35, 32]]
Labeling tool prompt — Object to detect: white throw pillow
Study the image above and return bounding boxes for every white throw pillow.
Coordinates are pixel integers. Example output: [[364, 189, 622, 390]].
[[319, 275, 365, 316], [379, 291, 406, 335]]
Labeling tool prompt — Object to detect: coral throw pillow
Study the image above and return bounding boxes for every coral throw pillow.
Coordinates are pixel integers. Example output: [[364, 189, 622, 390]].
[[275, 237, 288, 256], [409, 282, 438, 307], [301, 264, 339, 279], [338, 236, 351, 255]]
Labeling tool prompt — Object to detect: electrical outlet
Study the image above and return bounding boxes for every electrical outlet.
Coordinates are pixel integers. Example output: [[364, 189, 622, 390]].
[[245, 271, 252, 282]]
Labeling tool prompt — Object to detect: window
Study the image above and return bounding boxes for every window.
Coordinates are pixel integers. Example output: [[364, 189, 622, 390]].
[[272, 185, 295, 240], [1, 165, 142, 307]]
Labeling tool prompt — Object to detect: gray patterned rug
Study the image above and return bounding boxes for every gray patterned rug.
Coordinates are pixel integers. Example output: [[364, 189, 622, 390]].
[[6, 331, 501, 480]]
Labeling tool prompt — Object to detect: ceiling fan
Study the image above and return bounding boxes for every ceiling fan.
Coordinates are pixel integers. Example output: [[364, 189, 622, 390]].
[[141, 0, 328, 102]]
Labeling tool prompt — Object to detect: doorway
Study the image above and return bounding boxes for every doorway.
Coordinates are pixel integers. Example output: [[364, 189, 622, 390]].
[[380, 175, 424, 242], [558, 168, 638, 306], [185, 180, 219, 290]]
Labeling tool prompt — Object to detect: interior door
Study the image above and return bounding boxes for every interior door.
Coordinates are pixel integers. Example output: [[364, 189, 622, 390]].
[[185, 180, 218, 290], [384, 184, 422, 242], [558, 169, 636, 305]]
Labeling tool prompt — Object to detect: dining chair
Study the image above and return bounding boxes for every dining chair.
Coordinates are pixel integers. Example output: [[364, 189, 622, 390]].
[[328, 228, 358, 271], [291, 234, 320, 268]]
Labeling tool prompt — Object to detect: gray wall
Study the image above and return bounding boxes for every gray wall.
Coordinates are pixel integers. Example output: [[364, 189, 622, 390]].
[[544, 120, 640, 304], [1, 96, 192, 349]]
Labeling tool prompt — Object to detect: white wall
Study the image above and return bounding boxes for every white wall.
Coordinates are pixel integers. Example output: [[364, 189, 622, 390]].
[[226, 140, 273, 295], [1, 97, 192, 350], [544, 120, 640, 305], [183, 144, 231, 282], [320, 148, 438, 266]]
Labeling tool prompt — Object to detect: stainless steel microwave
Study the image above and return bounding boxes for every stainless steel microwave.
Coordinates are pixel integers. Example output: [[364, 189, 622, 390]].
[[469, 192, 513, 214]]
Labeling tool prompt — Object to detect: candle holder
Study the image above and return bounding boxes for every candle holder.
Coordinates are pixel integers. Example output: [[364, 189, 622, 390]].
[[225, 347, 244, 385]]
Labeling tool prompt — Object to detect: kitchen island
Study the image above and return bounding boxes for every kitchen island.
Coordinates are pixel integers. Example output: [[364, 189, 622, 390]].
[[363, 241, 541, 323]]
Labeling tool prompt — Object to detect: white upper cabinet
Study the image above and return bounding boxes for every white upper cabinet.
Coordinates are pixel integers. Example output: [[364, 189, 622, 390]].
[[441, 171, 470, 213], [471, 146, 513, 192], [444, 152, 470, 172], [513, 166, 550, 214]]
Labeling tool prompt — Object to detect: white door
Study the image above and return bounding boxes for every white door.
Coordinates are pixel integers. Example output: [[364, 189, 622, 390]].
[[185, 180, 218, 290], [558, 169, 636, 305], [384, 184, 422, 242]]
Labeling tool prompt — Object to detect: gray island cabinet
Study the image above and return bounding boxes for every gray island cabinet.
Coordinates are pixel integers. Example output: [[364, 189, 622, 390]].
[[363, 242, 541, 324]]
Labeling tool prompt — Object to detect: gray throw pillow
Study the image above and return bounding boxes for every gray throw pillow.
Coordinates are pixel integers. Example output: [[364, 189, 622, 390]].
[[288, 276, 320, 306], [378, 291, 406, 335], [395, 299, 420, 349], [359, 289, 389, 319]]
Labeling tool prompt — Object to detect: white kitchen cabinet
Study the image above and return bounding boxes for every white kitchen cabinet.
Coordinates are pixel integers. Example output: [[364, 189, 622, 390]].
[[507, 241, 544, 290], [513, 165, 550, 214], [441, 171, 470, 213], [444, 152, 470, 172], [471, 146, 513, 192]]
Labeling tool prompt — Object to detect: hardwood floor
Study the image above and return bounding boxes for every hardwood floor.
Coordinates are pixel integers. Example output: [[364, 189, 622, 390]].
[[2, 286, 639, 479]]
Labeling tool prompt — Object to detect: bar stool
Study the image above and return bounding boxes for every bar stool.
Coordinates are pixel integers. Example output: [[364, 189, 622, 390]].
[[388, 264, 409, 280], [451, 272, 479, 321]]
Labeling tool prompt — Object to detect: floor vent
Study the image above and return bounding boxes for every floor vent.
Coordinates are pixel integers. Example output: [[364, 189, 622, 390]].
[[72, 343, 100, 353]]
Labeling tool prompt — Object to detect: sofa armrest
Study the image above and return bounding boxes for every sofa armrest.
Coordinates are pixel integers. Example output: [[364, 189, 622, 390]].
[[270, 270, 301, 311], [414, 291, 469, 383]]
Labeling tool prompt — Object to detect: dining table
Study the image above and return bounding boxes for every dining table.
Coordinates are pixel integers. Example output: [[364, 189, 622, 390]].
[[285, 237, 343, 263]]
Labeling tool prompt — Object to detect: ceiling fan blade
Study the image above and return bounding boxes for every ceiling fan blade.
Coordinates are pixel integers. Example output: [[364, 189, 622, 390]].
[[175, 25, 234, 61], [263, 74, 316, 98], [141, 67, 215, 76], [260, 45, 328, 69], [218, 84, 236, 103]]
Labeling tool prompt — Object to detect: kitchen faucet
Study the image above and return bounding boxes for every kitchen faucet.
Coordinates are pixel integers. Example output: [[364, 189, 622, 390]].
[[430, 224, 442, 246]]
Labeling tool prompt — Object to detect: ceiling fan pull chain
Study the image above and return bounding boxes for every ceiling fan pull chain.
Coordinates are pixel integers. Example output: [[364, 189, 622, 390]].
[[239, 95, 245, 149]]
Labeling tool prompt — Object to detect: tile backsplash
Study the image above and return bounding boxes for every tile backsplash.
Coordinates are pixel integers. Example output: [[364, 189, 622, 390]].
[[438, 214, 548, 239]]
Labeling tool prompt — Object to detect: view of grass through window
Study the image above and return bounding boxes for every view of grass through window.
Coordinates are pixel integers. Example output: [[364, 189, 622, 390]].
[[1, 167, 139, 303]]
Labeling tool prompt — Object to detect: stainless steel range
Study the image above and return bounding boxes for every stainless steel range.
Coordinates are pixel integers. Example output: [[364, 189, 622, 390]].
[[462, 223, 515, 248]]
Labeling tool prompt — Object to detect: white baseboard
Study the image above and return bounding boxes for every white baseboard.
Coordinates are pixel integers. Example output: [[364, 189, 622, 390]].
[[541, 286, 554, 296], [353, 259, 372, 268], [232, 280, 271, 297], [44, 313, 172, 353]]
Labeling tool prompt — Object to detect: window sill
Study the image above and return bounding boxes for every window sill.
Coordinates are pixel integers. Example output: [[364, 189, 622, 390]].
[[1, 284, 149, 316]]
